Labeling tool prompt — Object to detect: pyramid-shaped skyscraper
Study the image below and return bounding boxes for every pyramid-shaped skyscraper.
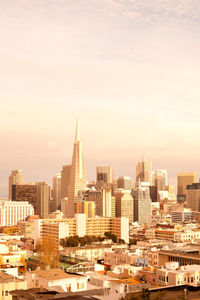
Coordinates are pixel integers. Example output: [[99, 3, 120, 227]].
[[66, 120, 86, 218]]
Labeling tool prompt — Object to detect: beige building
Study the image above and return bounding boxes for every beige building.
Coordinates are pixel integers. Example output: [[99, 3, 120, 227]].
[[96, 166, 113, 184], [0, 271, 27, 300], [8, 170, 24, 201], [83, 201, 96, 218], [104, 250, 139, 266], [26, 268, 87, 293], [61, 165, 71, 200], [36, 182, 50, 219], [178, 172, 196, 195], [115, 191, 133, 222], [156, 262, 200, 286]]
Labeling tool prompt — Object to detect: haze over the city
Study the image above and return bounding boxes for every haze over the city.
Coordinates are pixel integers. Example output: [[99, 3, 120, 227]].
[[0, 0, 200, 195]]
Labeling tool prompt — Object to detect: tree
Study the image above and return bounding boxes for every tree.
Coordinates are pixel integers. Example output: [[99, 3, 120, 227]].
[[35, 238, 60, 270], [141, 288, 151, 300]]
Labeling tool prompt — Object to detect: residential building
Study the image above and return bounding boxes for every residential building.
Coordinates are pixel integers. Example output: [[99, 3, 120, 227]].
[[0, 271, 27, 300], [26, 268, 87, 293], [156, 263, 200, 286], [34, 214, 129, 245]]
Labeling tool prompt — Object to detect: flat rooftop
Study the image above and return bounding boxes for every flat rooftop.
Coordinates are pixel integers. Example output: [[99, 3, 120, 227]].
[[31, 268, 85, 280]]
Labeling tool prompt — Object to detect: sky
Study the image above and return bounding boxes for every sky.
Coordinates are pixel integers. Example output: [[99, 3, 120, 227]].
[[0, 0, 200, 196]]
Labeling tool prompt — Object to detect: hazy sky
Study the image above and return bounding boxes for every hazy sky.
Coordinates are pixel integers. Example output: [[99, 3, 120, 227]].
[[0, 0, 200, 195]]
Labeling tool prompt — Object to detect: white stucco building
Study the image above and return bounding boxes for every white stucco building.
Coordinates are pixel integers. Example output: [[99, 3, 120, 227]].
[[0, 201, 34, 226]]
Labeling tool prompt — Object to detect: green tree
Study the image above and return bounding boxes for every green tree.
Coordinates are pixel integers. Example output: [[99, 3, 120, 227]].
[[141, 288, 151, 300]]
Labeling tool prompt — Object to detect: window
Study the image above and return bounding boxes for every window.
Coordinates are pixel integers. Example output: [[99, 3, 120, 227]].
[[5, 291, 9, 296], [77, 283, 79, 290], [81, 283, 84, 289]]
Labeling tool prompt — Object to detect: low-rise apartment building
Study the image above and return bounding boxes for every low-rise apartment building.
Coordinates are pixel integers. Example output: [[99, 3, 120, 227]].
[[156, 262, 200, 286], [26, 268, 87, 293], [0, 271, 27, 300]]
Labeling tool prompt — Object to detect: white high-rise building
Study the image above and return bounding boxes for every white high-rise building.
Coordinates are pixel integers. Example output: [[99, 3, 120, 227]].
[[0, 201, 34, 226]]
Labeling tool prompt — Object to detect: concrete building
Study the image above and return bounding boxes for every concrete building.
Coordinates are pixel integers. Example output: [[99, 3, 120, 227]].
[[115, 191, 133, 222], [52, 173, 61, 211], [8, 170, 24, 201], [177, 172, 196, 203], [133, 185, 151, 225], [155, 169, 168, 192], [136, 157, 152, 185], [0, 201, 34, 226], [26, 268, 87, 293], [186, 183, 200, 212], [67, 120, 86, 218], [96, 166, 113, 185], [117, 176, 133, 190], [61, 165, 71, 200]]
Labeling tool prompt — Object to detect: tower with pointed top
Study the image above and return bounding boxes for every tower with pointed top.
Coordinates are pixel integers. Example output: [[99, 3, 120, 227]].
[[66, 120, 86, 218]]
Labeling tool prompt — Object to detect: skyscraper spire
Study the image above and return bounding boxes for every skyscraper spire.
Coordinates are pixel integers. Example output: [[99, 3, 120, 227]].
[[66, 120, 86, 218], [75, 119, 80, 142]]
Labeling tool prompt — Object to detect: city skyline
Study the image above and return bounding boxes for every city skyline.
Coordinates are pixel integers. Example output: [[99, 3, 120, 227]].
[[0, 0, 200, 195]]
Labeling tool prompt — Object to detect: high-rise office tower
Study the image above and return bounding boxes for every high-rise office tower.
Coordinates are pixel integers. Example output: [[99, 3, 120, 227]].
[[155, 169, 168, 192], [9, 170, 24, 200], [36, 182, 50, 219], [12, 182, 50, 218], [67, 120, 86, 218], [12, 183, 37, 211], [136, 157, 152, 185], [117, 176, 133, 190], [177, 172, 196, 203], [96, 166, 113, 185], [53, 173, 61, 211], [186, 183, 200, 212], [115, 191, 133, 222], [61, 165, 71, 200], [133, 184, 151, 224]]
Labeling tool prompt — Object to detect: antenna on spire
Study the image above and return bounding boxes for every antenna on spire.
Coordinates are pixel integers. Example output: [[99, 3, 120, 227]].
[[75, 119, 80, 142]]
